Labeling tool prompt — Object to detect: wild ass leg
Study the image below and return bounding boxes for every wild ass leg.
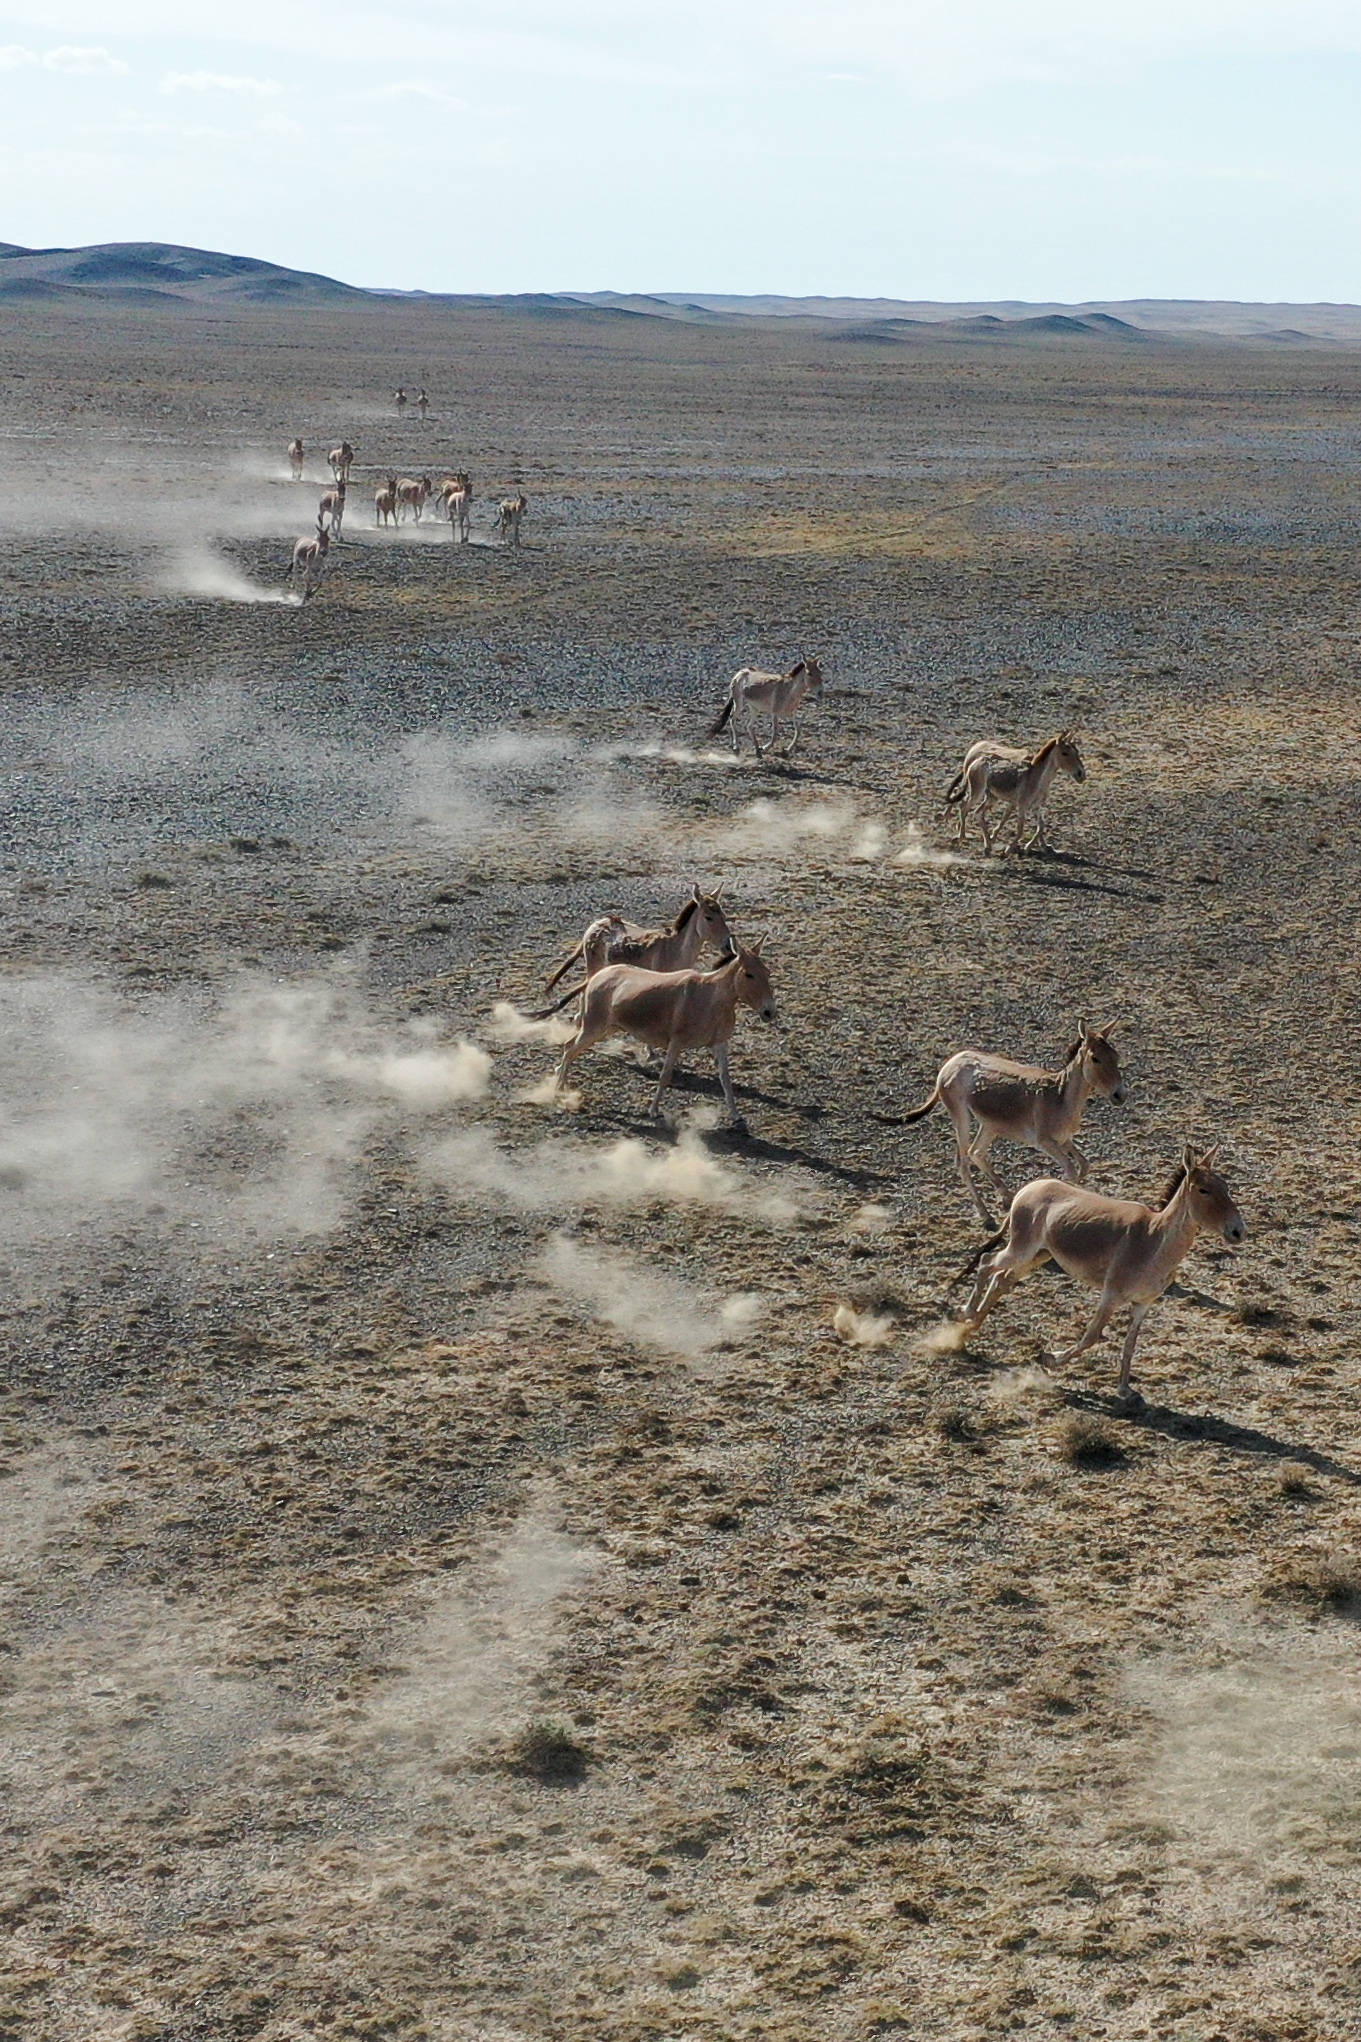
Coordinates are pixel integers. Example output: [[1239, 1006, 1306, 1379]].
[[650, 1040, 682, 1118], [965, 1248, 1048, 1330], [966, 1126, 1007, 1212], [1117, 1303, 1151, 1403], [946, 1099, 995, 1224], [1035, 1135, 1088, 1184], [714, 1043, 747, 1132], [1055, 1287, 1121, 1364]]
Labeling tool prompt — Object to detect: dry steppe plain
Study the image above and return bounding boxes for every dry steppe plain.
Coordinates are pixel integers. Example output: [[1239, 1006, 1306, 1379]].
[[2, 298, 1361, 2041]]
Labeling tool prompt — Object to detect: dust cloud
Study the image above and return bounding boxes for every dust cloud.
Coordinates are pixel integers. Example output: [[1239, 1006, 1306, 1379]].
[[539, 1234, 765, 1358], [158, 544, 300, 606]]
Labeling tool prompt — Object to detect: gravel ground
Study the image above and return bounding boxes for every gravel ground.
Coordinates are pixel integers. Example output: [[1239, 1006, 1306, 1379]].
[[2, 297, 1360, 2042]]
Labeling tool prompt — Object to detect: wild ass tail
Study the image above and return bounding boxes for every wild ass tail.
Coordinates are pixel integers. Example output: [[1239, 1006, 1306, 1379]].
[[706, 694, 734, 738], [542, 941, 584, 996], [525, 982, 585, 1022], [951, 1226, 1008, 1289], [898, 1085, 942, 1126]]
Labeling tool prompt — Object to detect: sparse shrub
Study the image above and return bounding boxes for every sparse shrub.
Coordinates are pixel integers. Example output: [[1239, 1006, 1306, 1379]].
[[1277, 1460, 1315, 1497], [1053, 1413, 1125, 1467], [1266, 1553, 1361, 1616], [931, 1401, 997, 1445], [505, 1717, 592, 1784]]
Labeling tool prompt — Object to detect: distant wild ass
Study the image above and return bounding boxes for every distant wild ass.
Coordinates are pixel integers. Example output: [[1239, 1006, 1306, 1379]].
[[892, 1022, 1128, 1223], [708, 657, 825, 758], [317, 479, 346, 540], [956, 1147, 1245, 1403], [287, 438, 304, 481], [946, 729, 1086, 852], [374, 475, 399, 527], [397, 474, 433, 523], [440, 474, 473, 542], [552, 938, 777, 1130], [327, 441, 355, 484]]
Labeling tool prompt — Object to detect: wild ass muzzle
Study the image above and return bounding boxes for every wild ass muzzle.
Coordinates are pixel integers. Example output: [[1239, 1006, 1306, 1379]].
[[945, 729, 1085, 853], [552, 938, 776, 1131], [708, 657, 825, 758], [955, 1146, 1245, 1403], [888, 1021, 1128, 1223], [535, 886, 734, 1013]]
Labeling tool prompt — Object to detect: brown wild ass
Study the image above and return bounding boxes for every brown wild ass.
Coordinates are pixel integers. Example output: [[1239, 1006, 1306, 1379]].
[[440, 474, 473, 542], [317, 479, 346, 540], [553, 938, 776, 1129], [327, 441, 355, 484], [397, 474, 433, 522], [957, 1146, 1245, 1403], [893, 1021, 1127, 1223], [497, 493, 527, 545], [708, 656, 825, 758], [287, 438, 304, 481], [287, 519, 330, 600], [537, 887, 734, 1010], [946, 729, 1085, 852], [374, 475, 399, 527], [416, 388, 429, 416]]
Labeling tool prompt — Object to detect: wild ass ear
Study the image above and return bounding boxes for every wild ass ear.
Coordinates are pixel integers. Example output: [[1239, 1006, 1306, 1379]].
[[1078, 1016, 1091, 1039], [1198, 1144, 1221, 1168], [690, 882, 703, 902], [1182, 1142, 1198, 1171], [747, 931, 766, 954], [1099, 1015, 1123, 1036]]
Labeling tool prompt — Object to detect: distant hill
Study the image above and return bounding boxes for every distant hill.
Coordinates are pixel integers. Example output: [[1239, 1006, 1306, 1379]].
[[4, 240, 1361, 343], [0, 240, 365, 305]]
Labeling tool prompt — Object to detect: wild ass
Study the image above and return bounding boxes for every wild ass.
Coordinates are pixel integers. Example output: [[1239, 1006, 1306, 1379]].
[[317, 479, 346, 540], [287, 438, 304, 481], [945, 729, 1085, 853], [416, 388, 429, 417], [394, 388, 407, 411], [397, 474, 433, 523], [537, 887, 734, 1010], [956, 1146, 1245, 1403], [891, 1021, 1128, 1223], [497, 493, 527, 545], [327, 441, 355, 484], [552, 938, 776, 1129], [287, 519, 330, 600], [707, 657, 825, 758], [374, 475, 399, 527], [440, 474, 472, 542]]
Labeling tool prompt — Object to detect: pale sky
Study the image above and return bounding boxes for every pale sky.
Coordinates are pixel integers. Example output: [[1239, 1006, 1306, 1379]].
[[2, 1, 1360, 301]]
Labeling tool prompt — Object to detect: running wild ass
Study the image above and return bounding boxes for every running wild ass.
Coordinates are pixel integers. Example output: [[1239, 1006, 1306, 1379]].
[[957, 1146, 1245, 1403], [327, 441, 355, 484], [537, 887, 734, 1011], [317, 479, 346, 540], [440, 474, 473, 542], [708, 657, 825, 758], [894, 1021, 1127, 1223], [553, 938, 776, 1129], [498, 493, 527, 545], [946, 729, 1085, 852], [287, 519, 330, 600], [287, 438, 304, 481], [374, 475, 399, 527], [397, 474, 433, 523]]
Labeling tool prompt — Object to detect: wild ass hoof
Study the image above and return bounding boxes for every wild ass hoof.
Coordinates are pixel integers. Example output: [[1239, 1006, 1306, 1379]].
[[1115, 1387, 1146, 1415]]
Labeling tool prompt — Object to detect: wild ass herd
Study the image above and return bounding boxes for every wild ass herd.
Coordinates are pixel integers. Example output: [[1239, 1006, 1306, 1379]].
[[518, 690, 1245, 1406], [283, 436, 529, 598]]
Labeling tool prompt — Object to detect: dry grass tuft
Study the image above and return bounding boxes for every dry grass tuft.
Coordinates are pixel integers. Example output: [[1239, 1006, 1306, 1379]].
[[1276, 1459, 1315, 1497], [504, 1717, 593, 1784], [931, 1401, 998, 1447], [1265, 1552, 1361, 1616], [1053, 1413, 1126, 1467]]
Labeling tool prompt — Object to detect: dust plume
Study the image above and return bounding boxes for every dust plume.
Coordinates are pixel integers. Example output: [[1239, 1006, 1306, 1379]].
[[158, 544, 300, 606], [359, 1488, 600, 1777], [833, 1302, 897, 1347], [425, 1118, 801, 1223], [488, 999, 577, 1046], [893, 823, 969, 868], [0, 972, 490, 1254], [539, 1234, 764, 1358], [913, 1318, 971, 1356], [1124, 1631, 1361, 1869]]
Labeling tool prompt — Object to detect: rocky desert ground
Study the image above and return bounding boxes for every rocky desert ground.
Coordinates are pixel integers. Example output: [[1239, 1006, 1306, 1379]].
[[1, 295, 1360, 2041]]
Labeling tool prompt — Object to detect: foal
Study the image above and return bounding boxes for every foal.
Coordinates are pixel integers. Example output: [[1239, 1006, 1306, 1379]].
[[957, 1147, 1245, 1403]]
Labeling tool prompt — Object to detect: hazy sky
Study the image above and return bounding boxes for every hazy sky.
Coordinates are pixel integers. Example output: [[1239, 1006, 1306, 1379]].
[[3, 1, 1360, 300]]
